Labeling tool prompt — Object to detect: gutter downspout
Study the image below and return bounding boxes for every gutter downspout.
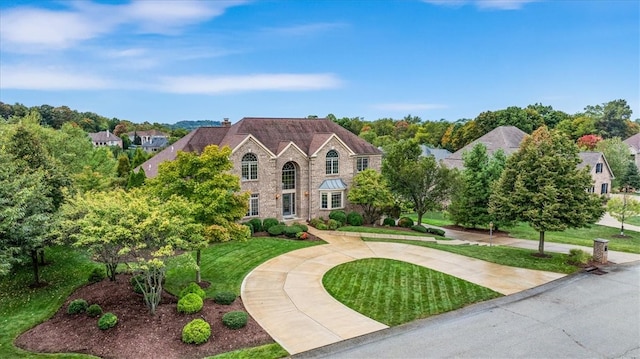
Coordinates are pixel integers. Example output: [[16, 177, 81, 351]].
[[308, 157, 312, 222]]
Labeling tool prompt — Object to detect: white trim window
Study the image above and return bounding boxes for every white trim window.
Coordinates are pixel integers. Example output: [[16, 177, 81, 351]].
[[247, 193, 259, 216], [356, 157, 369, 172], [320, 191, 344, 210], [326, 150, 339, 175], [241, 153, 258, 181]]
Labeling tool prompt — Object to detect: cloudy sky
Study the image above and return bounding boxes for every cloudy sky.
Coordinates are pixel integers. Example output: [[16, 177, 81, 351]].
[[0, 0, 637, 124]]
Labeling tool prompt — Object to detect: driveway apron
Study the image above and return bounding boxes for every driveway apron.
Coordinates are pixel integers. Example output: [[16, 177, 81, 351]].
[[241, 231, 565, 355]]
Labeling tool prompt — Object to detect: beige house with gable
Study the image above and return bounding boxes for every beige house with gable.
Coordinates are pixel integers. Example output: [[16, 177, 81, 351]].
[[140, 117, 382, 221]]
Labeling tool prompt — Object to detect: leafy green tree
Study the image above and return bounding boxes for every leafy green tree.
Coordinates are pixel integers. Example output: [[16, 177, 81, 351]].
[[127, 170, 147, 189], [146, 145, 250, 283], [619, 162, 640, 191], [595, 137, 632, 188], [449, 144, 506, 228], [116, 154, 131, 178], [382, 140, 454, 225], [490, 126, 604, 255], [131, 148, 148, 168], [607, 193, 640, 236], [347, 169, 394, 224], [586, 99, 633, 139]]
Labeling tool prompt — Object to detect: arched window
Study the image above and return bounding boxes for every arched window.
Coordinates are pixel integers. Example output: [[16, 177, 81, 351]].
[[241, 153, 258, 180], [282, 162, 296, 190], [326, 150, 339, 175]]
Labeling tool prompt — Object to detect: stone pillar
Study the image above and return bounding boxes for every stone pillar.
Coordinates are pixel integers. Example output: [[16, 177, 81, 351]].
[[593, 238, 609, 264]]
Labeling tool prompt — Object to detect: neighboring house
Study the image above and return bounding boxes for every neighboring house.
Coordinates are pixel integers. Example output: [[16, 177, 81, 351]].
[[441, 125, 613, 195], [442, 126, 527, 170], [127, 129, 170, 152], [88, 130, 123, 148], [623, 133, 640, 169], [578, 152, 614, 195], [139, 117, 383, 221], [420, 146, 451, 162]]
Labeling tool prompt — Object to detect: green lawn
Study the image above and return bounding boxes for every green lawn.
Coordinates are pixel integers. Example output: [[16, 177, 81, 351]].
[[207, 343, 288, 359], [364, 238, 579, 274], [323, 258, 502, 326], [337, 225, 448, 239], [403, 211, 454, 227], [623, 216, 640, 226]]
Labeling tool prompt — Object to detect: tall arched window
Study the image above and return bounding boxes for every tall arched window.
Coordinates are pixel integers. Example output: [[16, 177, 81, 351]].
[[241, 153, 258, 180], [282, 162, 296, 190], [326, 150, 339, 175]]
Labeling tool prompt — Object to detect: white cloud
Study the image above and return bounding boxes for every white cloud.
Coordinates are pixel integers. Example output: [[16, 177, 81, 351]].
[[374, 103, 447, 111], [0, 66, 113, 90], [423, 0, 536, 10], [159, 73, 343, 94], [263, 22, 347, 37]]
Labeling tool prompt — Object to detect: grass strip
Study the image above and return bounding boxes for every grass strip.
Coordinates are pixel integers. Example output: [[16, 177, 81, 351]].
[[207, 343, 288, 359], [323, 258, 502, 326], [337, 225, 448, 239]]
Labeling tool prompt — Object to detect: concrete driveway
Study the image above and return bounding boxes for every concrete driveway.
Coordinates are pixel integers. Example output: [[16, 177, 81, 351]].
[[241, 230, 565, 355]]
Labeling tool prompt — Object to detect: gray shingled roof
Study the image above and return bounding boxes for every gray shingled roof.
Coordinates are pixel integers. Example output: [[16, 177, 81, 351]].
[[88, 130, 122, 143], [442, 126, 527, 169], [624, 133, 640, 153], [139, 118, 382, 178], [578, 151, 615, 178], [420, 146, 452, 162]]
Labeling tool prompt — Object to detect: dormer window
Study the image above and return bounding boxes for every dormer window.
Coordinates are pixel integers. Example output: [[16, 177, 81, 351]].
[[326, 150, 339, 175], [241, 153, 258, 180]]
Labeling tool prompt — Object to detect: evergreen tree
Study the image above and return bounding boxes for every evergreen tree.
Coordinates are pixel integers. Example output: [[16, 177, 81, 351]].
[[117, 154, 131, 178], [619, 162, 640, 191]]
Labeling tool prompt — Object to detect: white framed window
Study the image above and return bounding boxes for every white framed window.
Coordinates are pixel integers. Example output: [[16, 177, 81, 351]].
[[247, 194, 259, 216], [282, 162, 296, 190], [241, 153, 258, 181], [320, 191, 344, 210], [326, 150, 339, 175], [356, 157, 369, 172]]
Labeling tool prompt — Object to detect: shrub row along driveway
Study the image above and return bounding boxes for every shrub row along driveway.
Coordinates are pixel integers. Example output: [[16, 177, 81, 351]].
[[241, 229, 565, 355]]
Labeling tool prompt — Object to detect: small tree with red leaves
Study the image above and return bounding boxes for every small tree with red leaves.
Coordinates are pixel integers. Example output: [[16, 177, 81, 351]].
[[577, 134, 603, 150]]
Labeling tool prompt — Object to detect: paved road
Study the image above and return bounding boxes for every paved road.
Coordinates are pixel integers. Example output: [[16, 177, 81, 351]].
[[296, 262, 640, 359]]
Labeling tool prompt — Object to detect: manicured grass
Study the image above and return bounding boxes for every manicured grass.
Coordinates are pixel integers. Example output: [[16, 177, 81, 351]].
[[323, 258, 502, 326], [403, 211, 454, 227], [166, 237, 324, 297], [623, 216, 640, 226], [337, 225, 448, 239], [0, 246, 100, 359], [503, 223, 640, 254], [207, 343, 288, 359], [363, 238, 579, 274]]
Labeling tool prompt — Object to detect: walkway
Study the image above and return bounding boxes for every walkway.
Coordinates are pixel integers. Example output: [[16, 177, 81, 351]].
[[241, 229, 565, 355]]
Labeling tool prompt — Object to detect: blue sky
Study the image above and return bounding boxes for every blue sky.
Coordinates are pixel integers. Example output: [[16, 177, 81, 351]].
[[0, 0, 638, 124]]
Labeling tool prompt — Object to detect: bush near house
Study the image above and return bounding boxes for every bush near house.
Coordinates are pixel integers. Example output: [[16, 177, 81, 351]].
[[347, 211, 364, 226], [329, 210, 348, 226], [262, 218, 279, 232], [383, 217, 396, 226], [398, 217, 414, 228], [248, 218, 263, 232]]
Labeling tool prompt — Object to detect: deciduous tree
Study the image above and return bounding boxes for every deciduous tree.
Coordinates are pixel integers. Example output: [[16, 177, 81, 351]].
[[607, 193, 640, 236], [347, 169, 394, 224], [595, 137, 632, 188]]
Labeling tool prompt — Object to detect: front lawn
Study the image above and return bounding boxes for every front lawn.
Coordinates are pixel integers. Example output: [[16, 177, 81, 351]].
[[337, 225, 448, 239], [403, 211, 454, 227], [323, 258, 502, 326], [363, 238, 579, 274]]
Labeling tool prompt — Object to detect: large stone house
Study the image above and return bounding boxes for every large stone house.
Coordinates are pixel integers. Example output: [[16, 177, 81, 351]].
[[127, 129, 170, 153], [88, 130, 123, 148], [140, 117, 382, 221], [442, 126, 614, 195]]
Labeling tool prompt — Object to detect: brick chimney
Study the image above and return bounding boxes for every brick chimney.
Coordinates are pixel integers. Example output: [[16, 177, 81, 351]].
[[222, 118, 231, 127]]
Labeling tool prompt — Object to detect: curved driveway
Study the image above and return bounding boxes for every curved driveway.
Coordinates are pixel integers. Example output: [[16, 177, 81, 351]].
[[241, 230, 565, 355]]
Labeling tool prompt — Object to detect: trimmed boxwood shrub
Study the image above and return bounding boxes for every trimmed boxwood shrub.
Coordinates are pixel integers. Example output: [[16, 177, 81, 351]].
[[242, 222, 254, 235], [284, 225, 301, 238], [179, 282, 206, 299], [327, 219, 340, 230], [182, 318, 211, 345], [222, 311, 248, 329], [177, 293, 204, 314], [383, 217, 396, 226], [316, 223, 328, 230], [293, 222, 308, 232], [268, 224, 286, 236], [87, 304, 103, 318], [398, 217, 414, 228], [347, 211, 364, 226], [248, 218, 263, 232], [214, 291, 237, 305], [426, 227, 446, 236], [98, 312, 118, 330], [67, 299, 88, 314], [88, 267, 106, 283], [262, 218, 279, 232], [329, 210, 347, 226], [411, 224, 428, 233], [309, 218, 324, 228]]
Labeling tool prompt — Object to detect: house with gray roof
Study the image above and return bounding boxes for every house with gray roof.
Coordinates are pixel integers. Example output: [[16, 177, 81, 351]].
[[623, 133, 640, 169], [420, 146, 451, 162], [139, 117, 382, 221], [88, 130, 122, 148], [578, 152, 614, 195]]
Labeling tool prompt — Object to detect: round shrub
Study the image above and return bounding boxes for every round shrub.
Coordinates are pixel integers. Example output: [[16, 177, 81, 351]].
[[177, 293, 204, 314], [309, 218, 324, 228], [347, 211, 364, 226], [262, 218, 279, 232], [383, 217, 396, 226], [88, 267, 106, 283], [398, 217, 414, 228], [98, 312, 118, 330], [214, 291, 237, 305], [329, 210, 347, 226], [222, 311, 248, 330], [316, 222, 328, 230], [179, 282, 206, 299], [182, 319, 211, 345], [248, 218, 263, 232], [242, 222, 254, 235], [67, 299, 88, 315], [426, 227, 446, 236], [267, 224, 286, 236], [87, 304, 103, 318], [284, 225, 301, 238], [293, 222, 308, 232], [411, 224, 428, 233], [327, 219, 340, 230], [130, 274, 145, 294]]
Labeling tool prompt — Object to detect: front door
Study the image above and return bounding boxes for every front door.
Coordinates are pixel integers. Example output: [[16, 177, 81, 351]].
[[283, 193, 295, 217]]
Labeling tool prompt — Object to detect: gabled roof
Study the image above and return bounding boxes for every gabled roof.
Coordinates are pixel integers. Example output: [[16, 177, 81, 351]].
[[88, 130, 122, 143], [420, 146, 452, 162], [624, 133, 640, 153], [443, 126, 527, 169], [142, 137, 169, 148], [139, 118, 382, 178], [127, 129, 168, 137], [578, 151, 615, 178]]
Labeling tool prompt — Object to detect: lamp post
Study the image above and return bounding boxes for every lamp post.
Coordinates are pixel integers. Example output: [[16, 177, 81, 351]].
[[489, 222, 493, 247]]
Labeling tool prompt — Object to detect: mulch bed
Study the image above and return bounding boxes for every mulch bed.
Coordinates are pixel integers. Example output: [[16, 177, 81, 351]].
[[15, 274, 273, 359]]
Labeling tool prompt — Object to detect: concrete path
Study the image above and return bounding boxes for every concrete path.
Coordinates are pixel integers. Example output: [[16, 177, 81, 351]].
[[241, 230, 565, 355], [597, 212, 640, 233]]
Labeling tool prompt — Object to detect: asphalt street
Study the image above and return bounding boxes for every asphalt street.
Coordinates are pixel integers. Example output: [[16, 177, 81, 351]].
[[295, 263, 640, 359]]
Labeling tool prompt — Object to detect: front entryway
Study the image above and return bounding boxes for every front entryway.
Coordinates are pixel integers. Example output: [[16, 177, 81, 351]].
[[283, 193, 295, 217]]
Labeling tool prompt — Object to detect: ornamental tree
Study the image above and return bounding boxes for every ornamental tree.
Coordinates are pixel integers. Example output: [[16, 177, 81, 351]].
[[576, 134, 602, 150], [347, 169, 394, 224], [607, 193, 640, 236], [490, 126, 604, 255]]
